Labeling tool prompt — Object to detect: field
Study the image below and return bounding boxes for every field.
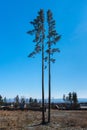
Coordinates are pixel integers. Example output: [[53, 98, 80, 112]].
[[0, 110, 87, 130]]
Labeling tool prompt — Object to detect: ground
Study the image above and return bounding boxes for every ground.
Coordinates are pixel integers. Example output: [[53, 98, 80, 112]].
[[0, 109, 87, 130]]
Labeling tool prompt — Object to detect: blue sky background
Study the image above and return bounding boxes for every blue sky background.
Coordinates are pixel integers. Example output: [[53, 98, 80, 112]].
[[0, 0, 87, 99]]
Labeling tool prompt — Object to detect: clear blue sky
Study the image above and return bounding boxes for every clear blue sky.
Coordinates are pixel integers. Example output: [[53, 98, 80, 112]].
[[0, 0, 87, 99]]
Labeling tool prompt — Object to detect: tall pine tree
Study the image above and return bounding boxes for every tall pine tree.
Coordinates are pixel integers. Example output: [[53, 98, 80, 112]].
[[47, 10, 61, 122], [27, 9, 45, 124]]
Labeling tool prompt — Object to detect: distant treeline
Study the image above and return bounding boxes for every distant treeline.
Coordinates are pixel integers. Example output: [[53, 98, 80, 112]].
[[0, 93, 87, 111], [0, 95, 39, 106], [0, 92, 78, 106]]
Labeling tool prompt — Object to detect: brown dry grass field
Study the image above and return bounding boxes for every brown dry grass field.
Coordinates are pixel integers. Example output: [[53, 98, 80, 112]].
[[0, 110, 87, 130]]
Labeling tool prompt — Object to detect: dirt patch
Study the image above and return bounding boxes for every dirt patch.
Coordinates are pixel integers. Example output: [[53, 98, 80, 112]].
[[0, 110, 87, 130]]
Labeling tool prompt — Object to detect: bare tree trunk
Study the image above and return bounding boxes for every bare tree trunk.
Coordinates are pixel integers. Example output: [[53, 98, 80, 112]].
[[42, 40, 45, 124], [48, 42, 51, 123]]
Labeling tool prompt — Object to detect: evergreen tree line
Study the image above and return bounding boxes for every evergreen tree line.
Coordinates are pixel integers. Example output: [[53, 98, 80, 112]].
[[0, 95, 38, 106], [63, 92, 79, 110], [63, 92, 78, 104]]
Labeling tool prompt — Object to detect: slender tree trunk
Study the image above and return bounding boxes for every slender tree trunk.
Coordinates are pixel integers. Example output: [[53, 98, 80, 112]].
[[42, 40, 45, 124], [48, 42, 51, 123]]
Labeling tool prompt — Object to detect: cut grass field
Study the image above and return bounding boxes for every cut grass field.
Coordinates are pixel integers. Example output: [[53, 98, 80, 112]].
[[0, 110, 87, 130]]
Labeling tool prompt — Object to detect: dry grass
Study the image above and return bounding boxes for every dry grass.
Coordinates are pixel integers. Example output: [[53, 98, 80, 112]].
[[0, 110, 87, 130]]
